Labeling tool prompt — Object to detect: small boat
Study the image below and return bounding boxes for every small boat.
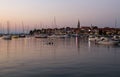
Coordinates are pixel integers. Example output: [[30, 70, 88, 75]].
[[48, 34, 58, 38], [96, 37, 119, 45], [48, 34, 69, 38], [3, 35, 12, 40], [34, 34, 48, 38], [19, 34, 26, 38], [12, 35, 19, 38], [88, 35, 99, 41], [3, 21, 12, 40], [112, 35, 120, 41], [58, 34, 70, 38]]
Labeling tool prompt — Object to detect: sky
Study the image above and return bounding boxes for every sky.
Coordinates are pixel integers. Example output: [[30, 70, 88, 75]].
[[0, 0, 120, 32]]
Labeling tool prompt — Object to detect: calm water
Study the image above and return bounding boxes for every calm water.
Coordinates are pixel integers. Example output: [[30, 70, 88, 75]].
[[0, 37, 120, 77]]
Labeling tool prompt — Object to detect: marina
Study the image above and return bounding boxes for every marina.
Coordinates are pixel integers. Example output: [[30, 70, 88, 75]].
[[0, 0, 120, 77]]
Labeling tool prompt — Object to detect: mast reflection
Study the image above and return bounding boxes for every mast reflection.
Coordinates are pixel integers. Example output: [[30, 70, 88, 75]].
[[6, 40, 10, 59]]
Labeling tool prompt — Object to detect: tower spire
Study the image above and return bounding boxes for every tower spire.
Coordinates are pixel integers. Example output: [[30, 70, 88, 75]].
[[77, 19, 80, 28]]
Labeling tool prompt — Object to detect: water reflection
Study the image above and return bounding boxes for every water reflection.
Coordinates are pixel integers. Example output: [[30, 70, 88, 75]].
[[0, 38, 120, 77], [75, 37, 81, 54], [6, 40, 10, 59]]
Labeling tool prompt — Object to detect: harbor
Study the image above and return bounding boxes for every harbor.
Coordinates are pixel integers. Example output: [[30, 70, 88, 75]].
[[0, 0, 120, 77], [0, 23, 120, 46]]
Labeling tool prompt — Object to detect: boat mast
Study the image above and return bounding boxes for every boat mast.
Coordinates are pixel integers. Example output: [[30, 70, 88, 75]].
[[0, 22, 1, 34], [22, 21, 25, 34], [54, 16, 57, 28], [7, 21, 10, 35], [15, 23, 17, 34], [53, 16, 57, 34]]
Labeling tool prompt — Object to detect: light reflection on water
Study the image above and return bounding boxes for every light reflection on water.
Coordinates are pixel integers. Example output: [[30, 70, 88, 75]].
[[0, 37, 120, 77]]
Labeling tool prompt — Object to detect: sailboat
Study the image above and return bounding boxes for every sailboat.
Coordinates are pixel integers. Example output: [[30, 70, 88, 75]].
[[19, 21, 26, 38], [96, 38, 119, 45], [12, 23, 19, 39], [48, 16, 69, 38], [3, 21, 12, 40], [0, 22, 3, 38]]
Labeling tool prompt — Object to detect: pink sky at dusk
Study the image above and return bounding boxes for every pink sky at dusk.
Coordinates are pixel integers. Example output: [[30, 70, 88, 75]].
[[0, 0, 120, 33]]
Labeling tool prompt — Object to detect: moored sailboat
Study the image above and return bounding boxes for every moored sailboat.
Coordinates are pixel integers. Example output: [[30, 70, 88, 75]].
[[3, 21, 12, 40], [96, 37, 119, 45], [34, 34, 48, 38]]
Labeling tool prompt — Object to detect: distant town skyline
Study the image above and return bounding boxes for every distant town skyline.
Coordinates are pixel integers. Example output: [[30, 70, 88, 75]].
[[0, 0, 120, 32]]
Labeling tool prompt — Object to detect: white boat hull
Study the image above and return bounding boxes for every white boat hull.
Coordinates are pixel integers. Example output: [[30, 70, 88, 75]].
[[97, 40, 119, 45], [34, 34, 48, 38], [48, 34, 69, 38], [3, 35, 12, 40]]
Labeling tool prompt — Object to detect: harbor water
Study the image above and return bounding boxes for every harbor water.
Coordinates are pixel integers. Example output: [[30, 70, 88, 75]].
[[0, 37, 120, 77]]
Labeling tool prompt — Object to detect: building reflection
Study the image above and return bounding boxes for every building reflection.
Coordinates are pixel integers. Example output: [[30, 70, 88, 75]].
[[88, 40, 91, 48], [75, 37, 80, 54]]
